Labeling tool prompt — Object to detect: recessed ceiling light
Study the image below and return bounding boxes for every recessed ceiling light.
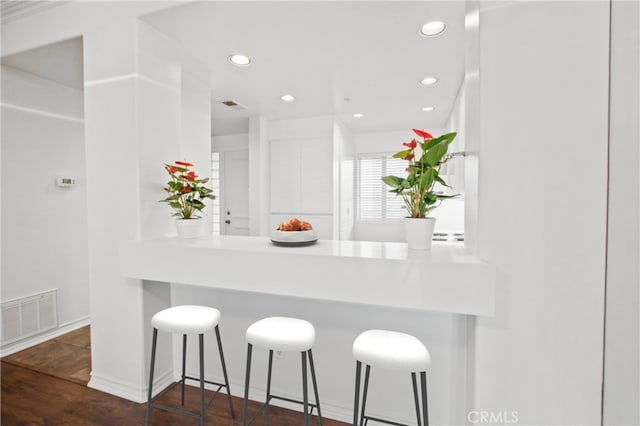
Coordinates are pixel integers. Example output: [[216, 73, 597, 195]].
[[422, 106, 435, 112], [420, 21, 447, 37], [353, 113, 364, 118], [420, 77, 438, 86], [280, 94, 296, 102], [229, 54, 251, 66]]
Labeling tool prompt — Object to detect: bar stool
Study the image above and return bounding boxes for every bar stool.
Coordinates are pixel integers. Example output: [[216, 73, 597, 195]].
[[352, 330, 431, 426], [242, 316, 323, 426], [145, 305, 235, 426]]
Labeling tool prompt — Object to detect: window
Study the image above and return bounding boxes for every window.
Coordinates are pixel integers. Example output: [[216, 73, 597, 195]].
[[356, 154, 409, 220], [210, 152, 221, 235]]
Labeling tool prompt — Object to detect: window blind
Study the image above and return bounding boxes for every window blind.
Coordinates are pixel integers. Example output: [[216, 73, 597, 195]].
[[356, 155, 409, 220]]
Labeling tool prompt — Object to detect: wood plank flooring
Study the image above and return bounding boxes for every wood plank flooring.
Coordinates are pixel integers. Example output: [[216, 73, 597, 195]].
[[2, 326, 92, 385], [1, 326, 349, 426]]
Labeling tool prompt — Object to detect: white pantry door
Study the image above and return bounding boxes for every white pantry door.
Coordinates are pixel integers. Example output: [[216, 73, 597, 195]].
[[221, 149, 250, 235]]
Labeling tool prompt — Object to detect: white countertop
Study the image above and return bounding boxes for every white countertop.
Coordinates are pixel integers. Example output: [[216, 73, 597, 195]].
[[120, 235, 496, 316]]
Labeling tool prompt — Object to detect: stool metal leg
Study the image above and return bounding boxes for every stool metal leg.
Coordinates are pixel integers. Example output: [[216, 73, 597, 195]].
[[302, 351, 310, 426], [307, 349, 323, 426], [412, 373, 422, 426], [199, 333, 205, 426], [145, 328, 158, 426], [242, 343, 253, 426], [421, 372, 429, 426], [215, 325, 236, 419], [359, 365, 370, 426], [264, 349, 274, 426], [353, 361, 362, 426], [181, 334, 187, 406]]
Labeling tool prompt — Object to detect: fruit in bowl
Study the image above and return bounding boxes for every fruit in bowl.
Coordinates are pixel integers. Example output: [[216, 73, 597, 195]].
[[271, 218, 317, 244], [276, 217, 312, 232]]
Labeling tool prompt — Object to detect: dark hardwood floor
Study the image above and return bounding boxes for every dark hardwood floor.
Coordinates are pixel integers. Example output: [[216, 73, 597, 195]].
[[2, 326, 91, 385], [1, 327, 348, 426]]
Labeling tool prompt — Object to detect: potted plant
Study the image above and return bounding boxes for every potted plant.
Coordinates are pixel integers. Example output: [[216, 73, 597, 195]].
[[381, 129, 460, 249], [160, 160, 215, 238]]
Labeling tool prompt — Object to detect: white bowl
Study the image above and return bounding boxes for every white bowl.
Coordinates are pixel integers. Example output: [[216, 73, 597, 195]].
[[270, 229, 317, 243]]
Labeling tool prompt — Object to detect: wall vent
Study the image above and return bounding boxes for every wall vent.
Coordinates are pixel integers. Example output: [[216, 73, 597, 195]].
[[220, 100, 248, 111], [1, 289, 58, 346]]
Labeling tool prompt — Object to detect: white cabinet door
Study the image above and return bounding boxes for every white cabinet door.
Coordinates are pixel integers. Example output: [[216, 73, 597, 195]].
[[270, 138, 333, 214], [299, 139, 333, 214], [270, 139, 300, 213]]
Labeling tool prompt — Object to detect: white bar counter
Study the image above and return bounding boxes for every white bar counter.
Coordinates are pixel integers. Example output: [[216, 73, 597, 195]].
[[120, 235, 496, 316]]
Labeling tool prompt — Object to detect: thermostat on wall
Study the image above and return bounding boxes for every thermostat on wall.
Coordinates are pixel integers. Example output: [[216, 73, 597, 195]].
[[56, 177, 76, 188]]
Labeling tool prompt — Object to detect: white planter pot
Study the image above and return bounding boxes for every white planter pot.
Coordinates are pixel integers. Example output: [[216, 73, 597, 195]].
[[404, 217, 436, 250], [175, 218, 204, 239]]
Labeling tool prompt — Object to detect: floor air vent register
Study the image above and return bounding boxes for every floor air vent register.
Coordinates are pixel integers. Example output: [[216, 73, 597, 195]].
[[1, 289, 58, 346]]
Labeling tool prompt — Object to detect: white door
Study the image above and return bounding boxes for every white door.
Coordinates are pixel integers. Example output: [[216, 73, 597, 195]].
[[221, 149, 250, 235]]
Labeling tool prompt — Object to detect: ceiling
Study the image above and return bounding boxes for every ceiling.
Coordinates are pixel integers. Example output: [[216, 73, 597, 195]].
[[141, 1, 466, 136]]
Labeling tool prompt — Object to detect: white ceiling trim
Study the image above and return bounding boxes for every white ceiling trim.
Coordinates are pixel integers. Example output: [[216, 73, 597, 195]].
[[0, 1, 68, 25]]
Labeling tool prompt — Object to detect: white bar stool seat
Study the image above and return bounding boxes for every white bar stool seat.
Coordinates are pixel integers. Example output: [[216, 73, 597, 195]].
[[242, 316, 323, 426], [152, 305, 220, 334], [246, 316, 316, 352], [352, 330, 431, 426], [145, 305, 235, 426]]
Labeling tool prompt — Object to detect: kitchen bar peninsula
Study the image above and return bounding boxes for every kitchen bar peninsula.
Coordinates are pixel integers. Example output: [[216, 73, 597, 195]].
[[120, 235, 495, 316]]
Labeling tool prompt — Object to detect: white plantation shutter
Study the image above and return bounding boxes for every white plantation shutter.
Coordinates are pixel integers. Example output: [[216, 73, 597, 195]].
[[356, 155, 409, 220], [358, 158, 383, 219], [385, 157, 409, 219], [210, 152, 221, 234]]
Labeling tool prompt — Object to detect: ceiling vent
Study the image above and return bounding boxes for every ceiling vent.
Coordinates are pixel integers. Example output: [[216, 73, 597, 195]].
[[220, 100, 248, 111]]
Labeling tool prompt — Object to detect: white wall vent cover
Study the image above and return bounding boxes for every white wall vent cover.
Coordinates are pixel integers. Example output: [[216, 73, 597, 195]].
[[1, 289, 58, 346]]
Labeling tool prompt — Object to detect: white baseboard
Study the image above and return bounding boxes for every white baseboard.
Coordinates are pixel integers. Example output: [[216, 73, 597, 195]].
[[89, 368, 174, 403], [196, 375, 355, 424], [0, 316, 90, 357]]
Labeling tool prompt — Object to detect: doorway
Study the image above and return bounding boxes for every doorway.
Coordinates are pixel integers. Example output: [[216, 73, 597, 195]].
[[219, 149, 250, 236]]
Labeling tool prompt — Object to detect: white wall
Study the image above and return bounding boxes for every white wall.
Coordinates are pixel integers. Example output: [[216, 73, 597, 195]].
[[334, 120, 355, 240], [1, 65, 89, 347], [82, 13, 213, 401], [444, 79, 466, 196], [472, 2, 609, 424], [248, 116, 270, 236], [602, 1, 639, 424], [212, 133, 249, 152]]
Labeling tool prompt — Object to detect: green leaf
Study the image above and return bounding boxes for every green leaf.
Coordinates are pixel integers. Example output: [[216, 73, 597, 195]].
[[382, 175, 404, 188], [422, 132, 457, 150], [400, 179, 413, 189], [436, 193, 460, 200], [392, 149, 412, 159], [419, 168, 436, 188], [424, 192, 438, 205], [434, 173, 449, 187], [424, 141, 448, 166]]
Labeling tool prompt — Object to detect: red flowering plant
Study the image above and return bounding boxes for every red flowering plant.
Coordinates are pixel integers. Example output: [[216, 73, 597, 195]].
[[160, 160, 215, 219], [382, 129, 460, 218]]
